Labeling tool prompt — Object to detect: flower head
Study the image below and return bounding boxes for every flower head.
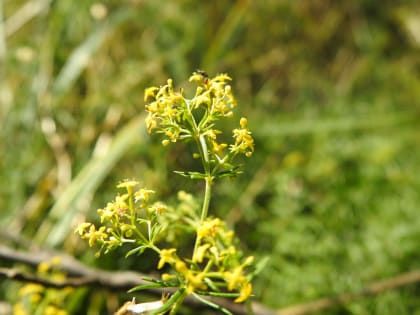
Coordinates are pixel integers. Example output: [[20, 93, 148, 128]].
[[134, 188, 155, 204], [235, 282, 252, 303], [230, 117, 254, 157], [157, 248, 177, 269], [117, 180, 139, 190], [197, 218, 222, 238]]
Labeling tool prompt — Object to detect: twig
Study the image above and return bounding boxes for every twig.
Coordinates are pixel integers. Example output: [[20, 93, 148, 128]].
[[277, 270, 420, 315], [0, 244, 156, 291], [0, 267, 97, 288]]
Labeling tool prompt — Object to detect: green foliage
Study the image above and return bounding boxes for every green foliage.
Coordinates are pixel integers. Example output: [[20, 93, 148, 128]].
[[1, 1, 420, 314]]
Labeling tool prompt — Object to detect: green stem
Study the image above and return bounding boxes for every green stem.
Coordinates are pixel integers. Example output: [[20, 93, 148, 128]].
[[196, 133, 212, 220], [192, 174, 212, 261], [191, 132, 213, 261], [149, 288, 186, 315], [200, 175, 212, 222], [127, 186, 136, 226], [196, 133, 210, 174], [168, 289, 188, 315]]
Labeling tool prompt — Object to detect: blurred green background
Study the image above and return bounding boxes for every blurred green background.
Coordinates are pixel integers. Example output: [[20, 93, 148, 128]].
[[1, 0, 420, 314]]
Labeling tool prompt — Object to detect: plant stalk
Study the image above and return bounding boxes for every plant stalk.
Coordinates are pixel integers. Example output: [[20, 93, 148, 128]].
[[192, 133, 213, 259]]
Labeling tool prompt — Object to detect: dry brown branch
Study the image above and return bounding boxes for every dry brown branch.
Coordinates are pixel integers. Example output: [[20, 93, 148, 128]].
[[277, 270, 420, 315], [0, 244, 153, 291], [0, 267, 96, 288]]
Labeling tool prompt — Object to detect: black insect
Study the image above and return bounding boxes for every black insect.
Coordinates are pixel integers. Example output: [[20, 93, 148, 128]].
[[196, 69, 209, 78]]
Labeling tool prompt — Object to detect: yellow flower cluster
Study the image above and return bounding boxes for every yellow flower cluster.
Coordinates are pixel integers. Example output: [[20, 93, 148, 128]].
[[144, 71, 254, 162], [223, 256, 254, 303], [157, 248, 207, 293], [144, 78, 185, 142], [156, 217, 253, 303], [14, 258, 72, 315], [188, 72, 236, 116], [75, 180, 166, 255], [75, 223, 108, 248], [231, 117, 254, 157], [196, 218, 253, 302]]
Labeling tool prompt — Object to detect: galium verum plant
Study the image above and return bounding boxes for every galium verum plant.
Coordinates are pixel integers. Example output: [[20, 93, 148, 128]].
[[76, 71, 255, 314]]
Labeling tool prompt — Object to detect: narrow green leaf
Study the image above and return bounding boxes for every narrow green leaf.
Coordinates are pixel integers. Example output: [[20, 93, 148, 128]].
[[149, 288, 186, 315], [173, 171, 207, 179], [192, 293, 233, 315], [128, 283, 165, 293], [125, 245, 147, 258]]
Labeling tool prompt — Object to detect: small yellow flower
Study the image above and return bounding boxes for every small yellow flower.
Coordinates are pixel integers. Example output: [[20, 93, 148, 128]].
[[197, 218, 222, 238], [30, 293, 42, 303], [157, 248, 177, 269], [175, 259, 187, 273], [162, 105, 178, 119], [135, 188, 155, 203], [224, 266, 246, 291], [194, 93, 211, 108], [120, 224, 134, 237], [184, 271, 207, 293], [18, 283, 44, 297], [51, 256, 62, 266], [234, 282, 252, 303], [13, 302, 28, 315], [97, 207, 115, 223], [211, 141, 227, 155], [85, 225, 108, 247], [37, 261, 51, 274], [204, 129, 219, 140], [193, 243, 211, 263], [106, 236, 121, 248], [117, 180, 139, 189], [74, 222, 92, 236], [147, 202, 167, 215], [113, 194, 129, 213], [45, 305, 68, 315], [145, 115, 157, 132], [144, 87, 159, 102], [189, 72, 206, 84], [211, 73, 232, 82], [231, 119, 254, 156]]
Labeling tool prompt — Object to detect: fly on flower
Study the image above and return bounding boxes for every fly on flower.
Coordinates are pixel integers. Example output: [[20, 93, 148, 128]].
[[195, 69, 208, 78], [195, 69, 209, 84]]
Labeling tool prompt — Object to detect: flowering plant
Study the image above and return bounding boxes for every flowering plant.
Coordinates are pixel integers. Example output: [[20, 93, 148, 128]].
[[76, 71, 255, 314]]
